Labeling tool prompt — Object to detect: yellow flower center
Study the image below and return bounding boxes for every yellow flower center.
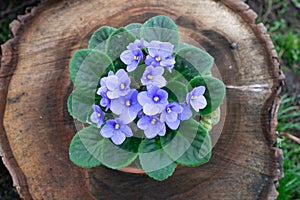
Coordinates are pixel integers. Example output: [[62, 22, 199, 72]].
[[147, 75, 153, 80], [133, 55, 138, 60], [191, 95, 197, 100], [167, 108, 172, 113], [153, 96, 159, 102], [156, 56, 161, 61], [151, 118, 157, 125], [125, 100, 131, 107], [97, 113, 101, 117], [115, 124, 120, 130], [120, 83, 125, 89]]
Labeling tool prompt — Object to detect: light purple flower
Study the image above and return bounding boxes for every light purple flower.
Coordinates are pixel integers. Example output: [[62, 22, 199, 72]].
[[120, 39, 145, 72], [137, 86, 168, 116], [100, 118, 133, 145], [145, 41, 175, 71], [120, 48, 143, 72], [186, 86, 207, 112], [141, 65, 167, 88], [98, 69, 131, 100], [178, 103, 192, 120], [127, 38, 145, 50], [97, 72, 115, 110], [160, 103, 183, 130], [110, 89, 142, 124], [90, 105, 105, 128], [137, 115, 166, 139], [97, 87, 111, 111]]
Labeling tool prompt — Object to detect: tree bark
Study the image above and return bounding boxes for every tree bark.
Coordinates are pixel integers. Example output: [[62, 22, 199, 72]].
[[0, 0, 283, 199]]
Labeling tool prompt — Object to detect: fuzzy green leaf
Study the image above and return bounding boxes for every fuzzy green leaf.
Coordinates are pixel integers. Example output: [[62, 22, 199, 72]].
[[106, 28, 136, 62], [100, 138, 139, 169], [174, 42, 193, 53], [118, 137, 142, 153], [70, 50, 88, 84], [146, 162, 177, 181], [161, 119, 212, 166], [139, 138, 176, 181], [199, 108, 221, 131], [128, 64, 145, 89], [70, 49, 114, 97], [177, 120, 211, 166], [141, 15, 179, 46], [164, 80, 188, 103], [189, 76, 226, 115], [68, 89, 94, 123], [88, 26, 116, 51], [69, 126, 103, 168], [125, 23, 142, 39], [174, 47, 214, 81]]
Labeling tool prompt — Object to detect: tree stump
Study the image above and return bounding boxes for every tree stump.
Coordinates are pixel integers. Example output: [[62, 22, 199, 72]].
[[0, 0, 283, 199]]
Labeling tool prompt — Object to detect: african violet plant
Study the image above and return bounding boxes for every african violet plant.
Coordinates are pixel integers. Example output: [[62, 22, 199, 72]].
[[68, 15, 225, 181]]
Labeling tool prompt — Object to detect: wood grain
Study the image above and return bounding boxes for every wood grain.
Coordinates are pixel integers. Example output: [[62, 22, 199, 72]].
[[0, 0, 282, 199]]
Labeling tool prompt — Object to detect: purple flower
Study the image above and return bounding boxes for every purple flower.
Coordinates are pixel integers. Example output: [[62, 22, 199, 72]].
[[120, 49, 143, 72], [137, 86, 168, 116], [145, 41, 175, 71], [160, 103, 183, 130], [186, 86, 207, 112], [178, 103, 192, 120], [97, 87, 111, 111], [90, 105, 105, 127], [97, 72, 114, 110], [127, 38, 145, 49], [110, 89, 142, 124], [120, 39, 145, 72], [137, 115, 166, 139], [141, 65, 167, 88], [98, 69, 131, 100], [100, 118, 133, 145]]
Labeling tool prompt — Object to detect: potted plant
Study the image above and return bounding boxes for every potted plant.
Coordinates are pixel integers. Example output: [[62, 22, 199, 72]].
[[68, 15, 225, 181]]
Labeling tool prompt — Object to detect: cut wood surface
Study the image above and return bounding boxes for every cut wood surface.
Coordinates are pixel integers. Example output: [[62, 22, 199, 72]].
[[0, 0, 283, 199]]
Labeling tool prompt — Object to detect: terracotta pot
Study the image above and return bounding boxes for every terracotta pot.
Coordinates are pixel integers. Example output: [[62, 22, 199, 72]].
[[119, 166, 145, 174], [119, 164, 184, 174]]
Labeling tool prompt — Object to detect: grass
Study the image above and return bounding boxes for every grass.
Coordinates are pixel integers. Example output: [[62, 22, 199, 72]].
[[258, 0, 300, 199], [260, 0, 300, 76], [276, 94, 300, 200], [272, 31, 300, 76], [0, 18, 11, 44]]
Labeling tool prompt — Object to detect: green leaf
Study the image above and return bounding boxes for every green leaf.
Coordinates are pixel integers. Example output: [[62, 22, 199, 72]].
[[128, 64, 145, 89], [68, 89, 94, 123], [146, 162, 177, 181], [161, 119, 212, 166], [174, 42, 193, 53], [112, 58, 127, 72], [164, 80, 188, 103], [100, 138, 139, 169], [88, 26, 116, 51], [70, 50, 88, 84], [70, 49, 114, 97], [67, 93, 73, 116], [118, 137, 142, 153], [139, 138, 176, 181], [125, 23, 142, 38], [199, 108, 220, 131], [106, 28, 136, 62], [177, 123, 211, 166], [189, 76, 226, 115], [69, 126, 103, 168], [174, 47, 214, 80], [141, 15, 179, 46]]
